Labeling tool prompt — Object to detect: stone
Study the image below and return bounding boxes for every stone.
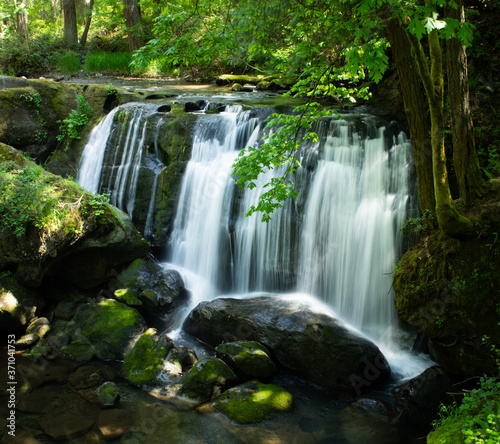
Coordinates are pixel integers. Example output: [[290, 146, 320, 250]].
[[59, 339, 95, 361], [114, 288, 142, 306], [212, 380, 293, 424], [215, 341, 277, 380], [39, 408, 94, 440], [68, 364, 106, 390], [73, 298, 146, 360], [122, 328, 173, 386], [183, 295, 391, 393], [98, 409, 135, 440], [179, 357, 239, 402], [96, 382, 121, 407]]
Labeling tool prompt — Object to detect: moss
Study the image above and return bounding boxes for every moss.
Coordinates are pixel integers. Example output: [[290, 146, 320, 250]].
[[180, 357, 239, 401], [114, 288, 142, 307], [58, 339, 95, 361], [427, 421, 464, 444], [215, 341, 276, 379], [212, 380, 293, 424], [122, 328, 172, 386], [96, 382, 120, 407], [77, 299, 145, 360]]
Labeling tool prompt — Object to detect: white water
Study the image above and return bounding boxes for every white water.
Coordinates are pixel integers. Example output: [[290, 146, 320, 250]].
[[167, 109, 433, 380], [77, 103, 433, 381]]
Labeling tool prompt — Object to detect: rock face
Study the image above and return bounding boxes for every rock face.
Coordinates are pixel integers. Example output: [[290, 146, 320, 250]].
[[183, 296, 391, 393], [393, 183, 500, 376], [0, 143, 149, 289]]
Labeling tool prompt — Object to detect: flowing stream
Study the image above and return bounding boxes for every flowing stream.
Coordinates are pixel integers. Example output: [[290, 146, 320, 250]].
[[78, 99, 432, 382]]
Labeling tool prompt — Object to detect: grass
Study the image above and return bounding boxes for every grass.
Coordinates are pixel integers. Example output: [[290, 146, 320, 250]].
[[84, 51, 133, 75], [56, 51, 82, 74]]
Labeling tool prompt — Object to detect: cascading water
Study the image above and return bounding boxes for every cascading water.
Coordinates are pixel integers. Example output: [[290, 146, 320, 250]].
[[77, 100, 431, 382]]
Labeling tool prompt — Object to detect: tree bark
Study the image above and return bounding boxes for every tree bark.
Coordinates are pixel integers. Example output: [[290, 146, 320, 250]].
[[15, 0, 29, 53], [410, 27, 473, 237], [385, 17, 435, 212], [63, 0, 78, 47], [79, 0, 94, 47], [123, 0, 143, 51], [445, 0, 485, 205]]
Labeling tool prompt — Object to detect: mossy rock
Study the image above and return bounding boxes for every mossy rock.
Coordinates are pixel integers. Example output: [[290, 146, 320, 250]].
[[215, 341, 277, 380], [122, 328, 173, 387], [393, 185, 500, 375], [180, 357, 239, 402], [427, 422, 464, 444], [58, 339, 95, 361], [96, 381, 120, 407], [212, 380, 293, 424], [114, 288, 142, 307], [74, 298, 146, 360]]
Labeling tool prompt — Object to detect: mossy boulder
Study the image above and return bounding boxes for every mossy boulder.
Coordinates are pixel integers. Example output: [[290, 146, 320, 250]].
[[96, 382, 121, 407], [0, 144, 149, 289], [180, 357, 239, 402], [58, 339, 95, 361], [215, 341, 277, 380], [113, 259, 189, 320], [122, 328, 173, 387], [73, 298, 146, 360], [183, 296, 390, 394], [212, 380, 293, 424], [393, 183, 500, 375]]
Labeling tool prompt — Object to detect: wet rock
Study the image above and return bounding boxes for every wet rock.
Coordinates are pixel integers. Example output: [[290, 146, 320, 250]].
[[162, 345, 198, 381], [183, 296, 391, 393], [59, 339, 95, 361], [98, 408, 135, 440], [212, 380, 293, 424], [179, 357, 239, 403], [73, 298, 146, 360], [39, 408, 94, 440], [96, 382, 121, 407], [215, 341, 277, 380], [113, 288, 142, 307], [68, 364, 106, 390], [340, 398, 400, 444], [113, 259, 189, 320], [184, 101, 202, 112], [122, 328, 173, 387]]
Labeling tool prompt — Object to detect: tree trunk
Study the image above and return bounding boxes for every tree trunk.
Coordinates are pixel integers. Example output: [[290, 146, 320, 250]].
[[385, 17, 435, 212], [63, 0, 78, 47], [123, 0, 143, 51], [15, 0, 29, 53], [410, 28, 473, 237], [79, 0, 94, 47], [445, 0, 485, 205]]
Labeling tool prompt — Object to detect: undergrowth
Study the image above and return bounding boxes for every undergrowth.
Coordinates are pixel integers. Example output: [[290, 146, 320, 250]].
[[57, 93, 94, 150]]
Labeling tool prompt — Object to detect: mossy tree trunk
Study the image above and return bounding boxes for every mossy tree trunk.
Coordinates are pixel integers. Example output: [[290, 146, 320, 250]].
[[123, 0, 143, 51], [445, 0, 485, 205], [63, 0, 78, 47], [385, 17, 435, 212], [409, 26, 473, 237]]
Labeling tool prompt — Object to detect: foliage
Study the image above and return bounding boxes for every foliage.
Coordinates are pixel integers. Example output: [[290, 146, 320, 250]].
[[401, 210, 438, 239], [0, 160, 110, 240], [57, 93, 94, 149], [84, 51, 133, 74], [56, 50, 82, 74]]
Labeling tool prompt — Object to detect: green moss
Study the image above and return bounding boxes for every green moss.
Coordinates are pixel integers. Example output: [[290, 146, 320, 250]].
[[77, 299, 145, 360], [213, 380, 293, 424], [180, 357, 239, 401], [114, 288, 142, 307], [58, 339, 94, 361], [122, 328, 172, 386]]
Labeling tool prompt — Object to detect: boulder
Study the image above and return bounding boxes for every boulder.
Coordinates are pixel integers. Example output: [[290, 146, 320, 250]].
[[0, 144, 149, 289], [58, 339, 95, 361], [212, 380, 293, 424], [122, 328, 173, 387], [73, 298, 146, 360], [96, 382, 121, 407], [215, 341, 277, 380], [113, 259, 189, 319], [179, 357, 239, 402], [183, 296, 391, 393]]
